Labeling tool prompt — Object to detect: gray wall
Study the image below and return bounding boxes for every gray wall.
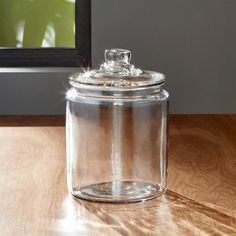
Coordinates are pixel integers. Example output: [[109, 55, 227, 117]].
[[0, 0, 235, 115]]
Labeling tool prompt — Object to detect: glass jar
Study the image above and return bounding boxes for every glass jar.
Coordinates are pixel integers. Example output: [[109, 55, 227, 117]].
[[66, 49, 169, 203]]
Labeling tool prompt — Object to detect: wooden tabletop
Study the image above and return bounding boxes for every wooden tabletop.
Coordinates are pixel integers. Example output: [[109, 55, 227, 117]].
[[0, 115, 235, 235]]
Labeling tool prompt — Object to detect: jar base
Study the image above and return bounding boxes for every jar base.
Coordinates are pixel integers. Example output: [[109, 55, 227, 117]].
[[71, 180, 165, 203]]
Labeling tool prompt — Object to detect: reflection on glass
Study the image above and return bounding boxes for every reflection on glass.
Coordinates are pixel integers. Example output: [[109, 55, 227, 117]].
[[0, 0, 75, 48]]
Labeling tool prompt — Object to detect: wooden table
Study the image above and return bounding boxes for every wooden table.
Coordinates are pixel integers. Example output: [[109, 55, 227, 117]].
[[0, 115, 235, 235]]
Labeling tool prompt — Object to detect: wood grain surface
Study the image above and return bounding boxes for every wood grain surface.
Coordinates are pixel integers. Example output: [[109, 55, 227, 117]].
[[0, 115, 235, 235], [168, 115, 236, 217], [0, 115, 65, 126]]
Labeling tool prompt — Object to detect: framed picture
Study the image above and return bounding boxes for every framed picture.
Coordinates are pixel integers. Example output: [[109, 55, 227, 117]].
[[0, 0, 91, 67]]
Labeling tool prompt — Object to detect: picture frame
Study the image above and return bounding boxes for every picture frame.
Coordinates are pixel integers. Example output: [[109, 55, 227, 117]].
[[0, 0, 91, 67]]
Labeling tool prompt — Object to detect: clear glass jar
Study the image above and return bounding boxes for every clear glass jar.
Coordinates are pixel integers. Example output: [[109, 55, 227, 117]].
[[66, 49, 169, 203]]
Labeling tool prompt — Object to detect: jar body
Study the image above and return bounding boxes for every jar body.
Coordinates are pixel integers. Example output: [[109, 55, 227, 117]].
[[66, 89, 169, 203]]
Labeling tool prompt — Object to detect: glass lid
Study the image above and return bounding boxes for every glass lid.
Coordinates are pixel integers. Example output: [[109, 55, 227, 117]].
[[69, 48, 166, 90]]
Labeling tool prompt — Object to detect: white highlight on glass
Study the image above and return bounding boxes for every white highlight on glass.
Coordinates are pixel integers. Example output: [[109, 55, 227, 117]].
[[65, 0, 75, 3], [42, 23, 56, 47], [15, 20, 25, 48]]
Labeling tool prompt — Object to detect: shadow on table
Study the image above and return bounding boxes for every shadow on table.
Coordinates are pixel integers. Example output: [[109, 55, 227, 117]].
[[55, 190, 236, 236]]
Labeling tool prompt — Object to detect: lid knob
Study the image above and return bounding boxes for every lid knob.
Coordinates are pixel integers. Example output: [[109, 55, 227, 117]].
[[105, 48, 131, 64], [99, 48, 142, 76]]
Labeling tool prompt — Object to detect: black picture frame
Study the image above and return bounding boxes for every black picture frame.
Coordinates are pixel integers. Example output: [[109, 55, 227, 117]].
[[0, 0, 91, 67]]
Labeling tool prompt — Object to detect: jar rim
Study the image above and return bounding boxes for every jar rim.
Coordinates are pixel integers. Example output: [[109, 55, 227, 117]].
[[69, 70, 166, 92]]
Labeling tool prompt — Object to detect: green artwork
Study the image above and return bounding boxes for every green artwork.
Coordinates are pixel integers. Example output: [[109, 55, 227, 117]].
[[0, 0, 75, 48]]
